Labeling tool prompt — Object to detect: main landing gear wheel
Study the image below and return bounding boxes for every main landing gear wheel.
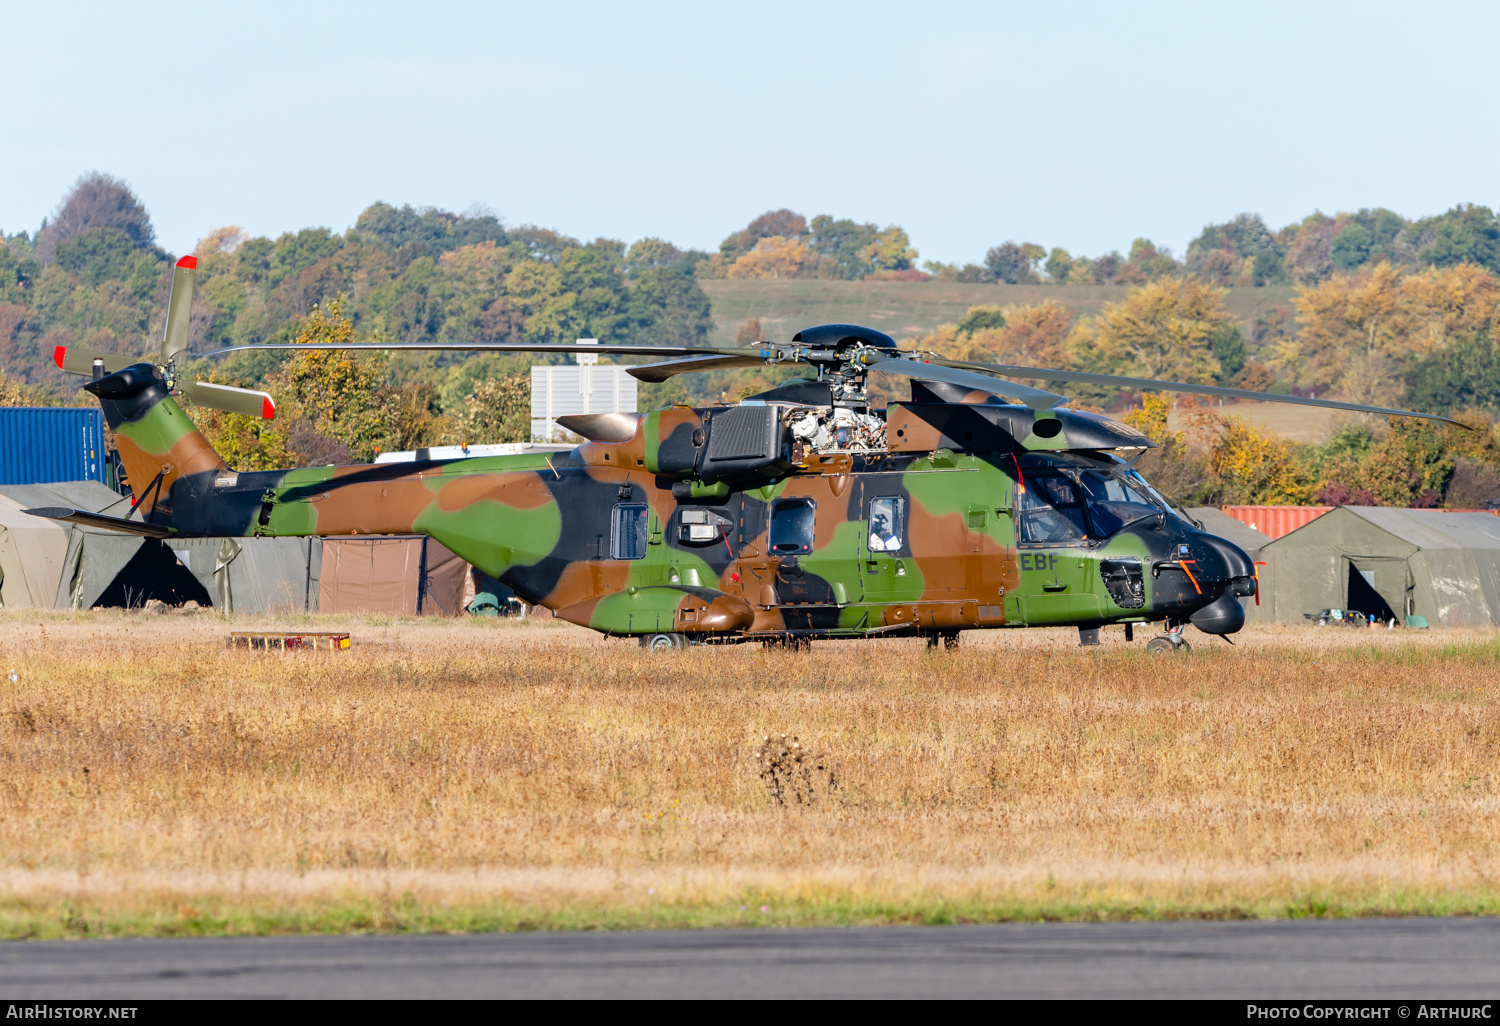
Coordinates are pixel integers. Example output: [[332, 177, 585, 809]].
[[641, 632, 689, 652], [1146, 636, 1192, 656], [925, 632, 960, 651]]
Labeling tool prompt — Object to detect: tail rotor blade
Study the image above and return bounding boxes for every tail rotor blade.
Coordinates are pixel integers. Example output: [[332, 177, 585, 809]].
[[179, 380, 276, 420], [53, 345, 136, 377], [161, 255, 198, 365]]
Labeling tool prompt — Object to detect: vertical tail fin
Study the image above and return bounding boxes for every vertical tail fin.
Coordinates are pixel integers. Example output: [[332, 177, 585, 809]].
[[84, 364, 228, 518]]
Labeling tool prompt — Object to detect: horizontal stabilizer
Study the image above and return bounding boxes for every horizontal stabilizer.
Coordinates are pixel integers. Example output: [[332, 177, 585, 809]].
[[22, 507, 173, 538]]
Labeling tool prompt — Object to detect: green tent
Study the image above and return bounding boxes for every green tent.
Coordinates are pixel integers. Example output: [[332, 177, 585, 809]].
[[1259, 507, 1500, 627], [0, 482, 322, 612]]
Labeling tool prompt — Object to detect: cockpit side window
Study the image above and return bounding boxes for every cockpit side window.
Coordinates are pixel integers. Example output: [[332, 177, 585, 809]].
[[1017, 472, 1088, 545]]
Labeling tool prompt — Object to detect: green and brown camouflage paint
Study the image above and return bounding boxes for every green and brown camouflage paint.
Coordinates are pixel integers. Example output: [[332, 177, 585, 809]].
[[83, 361, 1256, 641]]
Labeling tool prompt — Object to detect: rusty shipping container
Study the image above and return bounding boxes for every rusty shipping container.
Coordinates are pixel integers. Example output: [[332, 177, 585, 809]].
[[1220, 505, 1333, 540]]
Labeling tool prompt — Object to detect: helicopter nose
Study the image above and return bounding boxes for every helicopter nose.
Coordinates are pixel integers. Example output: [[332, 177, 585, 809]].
[[1192, 531, 1256, 590], [1184, 532, 1256, 635]]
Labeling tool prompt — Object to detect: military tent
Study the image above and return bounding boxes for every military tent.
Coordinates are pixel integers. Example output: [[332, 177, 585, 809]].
[[0, 482, 322, 612], [0, 495, 69, 607], [1259, 507, 1500, 627], [319, 536, 467, 615]]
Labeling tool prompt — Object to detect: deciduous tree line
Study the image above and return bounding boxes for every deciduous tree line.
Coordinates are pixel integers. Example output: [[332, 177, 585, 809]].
[[7, 174, 1500, 497]]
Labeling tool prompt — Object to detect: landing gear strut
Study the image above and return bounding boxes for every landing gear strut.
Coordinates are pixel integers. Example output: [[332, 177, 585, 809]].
[[1145, 623, 1191, 656], [925, 632, 960, 651]]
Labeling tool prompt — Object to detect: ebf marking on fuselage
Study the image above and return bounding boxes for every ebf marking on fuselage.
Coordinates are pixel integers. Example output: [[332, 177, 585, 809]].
[[1019, 553, 1061, 572]]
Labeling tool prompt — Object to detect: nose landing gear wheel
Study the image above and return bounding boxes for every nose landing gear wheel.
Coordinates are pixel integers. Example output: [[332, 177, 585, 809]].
[[1146, 636, 1192, 655], [641, 632, 689, 652]]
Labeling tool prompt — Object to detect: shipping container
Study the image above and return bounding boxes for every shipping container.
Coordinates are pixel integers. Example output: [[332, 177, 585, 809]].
[[0, 407, 107, 486], [1220, 505, 1333, 540]]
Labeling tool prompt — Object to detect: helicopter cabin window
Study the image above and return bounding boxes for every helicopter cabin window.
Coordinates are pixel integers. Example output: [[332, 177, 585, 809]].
[[867, 496, 904, 552], [769, 497, 816, 554], [1017, 472, 1088, 545], [611, 503, 649, 560]]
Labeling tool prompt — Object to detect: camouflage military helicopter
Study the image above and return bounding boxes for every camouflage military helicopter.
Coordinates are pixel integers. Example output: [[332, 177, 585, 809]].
[[34, 255, 1457, 654]]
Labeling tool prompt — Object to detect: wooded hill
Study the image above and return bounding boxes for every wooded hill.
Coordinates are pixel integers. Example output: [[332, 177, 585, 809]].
[[6, 174, 1500, 511]]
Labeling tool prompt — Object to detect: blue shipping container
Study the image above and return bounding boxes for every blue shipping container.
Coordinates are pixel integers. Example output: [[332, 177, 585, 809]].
[[0, 407, 107, 485]]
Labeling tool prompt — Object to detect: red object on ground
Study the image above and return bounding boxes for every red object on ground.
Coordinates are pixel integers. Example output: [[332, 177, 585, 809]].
[[1220, 506, 1333, 540]]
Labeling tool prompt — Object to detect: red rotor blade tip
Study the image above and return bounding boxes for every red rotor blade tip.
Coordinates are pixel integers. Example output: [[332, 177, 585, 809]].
[[177, 255, 198, 270], [53, 346, 67, 369], [261, 396, 276, 420]]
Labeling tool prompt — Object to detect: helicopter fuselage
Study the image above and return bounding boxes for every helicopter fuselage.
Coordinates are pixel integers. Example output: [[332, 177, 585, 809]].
[[85, 363, 1257, 642]]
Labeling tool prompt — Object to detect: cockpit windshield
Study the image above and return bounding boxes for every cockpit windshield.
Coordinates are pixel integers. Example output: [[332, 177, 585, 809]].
[[1077, 470, 1163, 535], [1018, 464, 1164, 544]]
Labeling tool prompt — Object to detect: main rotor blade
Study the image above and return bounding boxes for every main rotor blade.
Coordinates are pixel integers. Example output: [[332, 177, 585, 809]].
[[161, 255, 197, 364], [933, 358, 1464, 426], [862, 354, 1068, 410], [53, 346, 137, 377], [627, 353, 772, 382], [179, 380, 276, 420], [197, 341, 745, 360]]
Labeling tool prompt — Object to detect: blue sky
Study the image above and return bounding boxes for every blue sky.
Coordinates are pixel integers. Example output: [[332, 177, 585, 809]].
[[6, 0, 1498, 265]]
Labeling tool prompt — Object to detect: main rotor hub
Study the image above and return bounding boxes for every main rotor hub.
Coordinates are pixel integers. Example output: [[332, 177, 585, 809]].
[[783, 325, 901, 409]]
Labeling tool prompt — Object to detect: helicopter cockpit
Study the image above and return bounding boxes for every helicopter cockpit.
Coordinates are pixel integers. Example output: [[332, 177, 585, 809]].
[[1015, 453, 1170, 546]]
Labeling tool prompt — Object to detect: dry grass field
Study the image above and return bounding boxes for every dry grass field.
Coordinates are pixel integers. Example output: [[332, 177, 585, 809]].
[[2, 610, 1499, 938]]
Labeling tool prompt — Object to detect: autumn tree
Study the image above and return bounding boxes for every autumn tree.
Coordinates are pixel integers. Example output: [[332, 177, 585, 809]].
[[1283, 261, 1500, 404], [725, 236, 815, 279], [235, 295, 453, 463], [460, 373, 531, 443], [929, 302, 1074, 367], [1073, 277, 1240, 385], [983, 242, 1044, 284], [1207, 417, 1313, 505], [735, 318, 763, 346], [859, 227, 919, 274], [0, 370, 48, 406], [718, 209, 808, 265], [37, 173, 155, 264]]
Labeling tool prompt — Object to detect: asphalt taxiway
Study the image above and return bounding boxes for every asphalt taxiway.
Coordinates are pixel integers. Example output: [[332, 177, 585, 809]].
[[4, 918, 1499, 999]]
